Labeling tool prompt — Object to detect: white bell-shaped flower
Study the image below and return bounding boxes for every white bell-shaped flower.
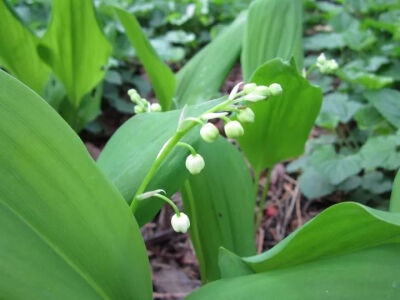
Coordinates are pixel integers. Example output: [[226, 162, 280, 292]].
[[200, 123, 219, 143], [269, 83, 283, 96], [185, 154, 205, 175], [171, 213, 190, 233], [224, 120, 244, 139], [150, 103, 162, 112], [237, 107, 255, 123]]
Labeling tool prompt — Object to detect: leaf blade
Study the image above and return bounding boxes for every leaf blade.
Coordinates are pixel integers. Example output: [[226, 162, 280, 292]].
[[115, 8, 176, 110], [0, 0, 49, 94], [241, 0, 303, 80], [0, 70, 152, 299], [238, 59, 322, 172], [181, 139, 256, 282], [38, 0, 112, 107]]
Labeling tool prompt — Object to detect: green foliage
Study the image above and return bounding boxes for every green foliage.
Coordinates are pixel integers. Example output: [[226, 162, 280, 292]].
[[390, 170, 400, 213], [0, 70, 152, 299], [238, 59, 322, 172], [188, 202, 400, 299], [0, 0, 49, 94], [115, 7, 176, 110], [175, 12, 246, 107], [38, 0, 112, 108], [182, 139, 256, 282], [97, 100, 220, 226], [241, 0, 303, 80], [296, 0, 400, 201]]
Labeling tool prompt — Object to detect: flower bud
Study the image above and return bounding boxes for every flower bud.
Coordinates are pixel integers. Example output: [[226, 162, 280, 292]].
[[253, 85, 270, 97], [127, 88, 138, 97], [185, 154, 205, 175], [237, 107, 255, 123], [129, 92, 141, 104], [150, 103, 162, 112], [171, 213, 190, 233], [327, 59, 338, 72], [224, 120, 244, 139], [200, 123, 219, 143], [244, 94, 266, 102], [269, 83, 282, 96], [243, 83, 257, 94], [317, 53, 327, 65], [134, 105, 145, 114]]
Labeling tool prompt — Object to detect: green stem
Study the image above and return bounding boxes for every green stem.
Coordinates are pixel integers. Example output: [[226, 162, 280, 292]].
[[177, 142, 197, 156], [305, 63, 317, 78], [255, 167, 273, 232], [152, 194, 180, 216], [130, 96, 234, 213]]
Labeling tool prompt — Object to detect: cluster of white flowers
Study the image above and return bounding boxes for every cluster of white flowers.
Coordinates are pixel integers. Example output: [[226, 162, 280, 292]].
[[128, 88, 162, 113], [316, 53, 338, 74], [137, 81, 283, 234]]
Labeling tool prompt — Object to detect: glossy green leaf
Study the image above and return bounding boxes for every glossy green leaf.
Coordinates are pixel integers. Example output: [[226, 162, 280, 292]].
[[0, 0, 49, 94], [226, 202, 400, 273], [38, 0, 112, 107], [241, 0, 303, 80], [0, 70, 152, 299], [175, 12, 246, 107], [390, 169, 400, 213], [181, 139, 256, 282], [115, 8, 176, 110], [238, 59, 322, 172], [365, 89, 400, 129], [188, 244, 400, 299], [97, 100, 220, 226], [187, 203, 400, 299]]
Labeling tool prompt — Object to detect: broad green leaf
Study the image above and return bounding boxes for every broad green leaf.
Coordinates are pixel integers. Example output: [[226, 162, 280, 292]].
[[316, 92, 362, 130], [390, 169, 400, 213], [38, 0, 112, 107], [354, 105, 386, 131], [365, 89, 400, 129], [175, 12, 246, 107], [298, 168, 335, 199], [238, 59, 322, 172], [241, 0, 303, 80], [181, 139, 256, 282], [240, 202, 400, 272], [58, 82, 104, 131], [0, 0, 49, 94], [115, 7, 176, 110], [343, 26, 376, 51], [309, 145, 362, 185], [359, 135, 400, 170], [188, 244, 400, 299], [189, 202, 400, 299], [361, 171, 392, 194], [97, 100, 220, 226], [0, 70, 152, 299], [338, 68, 394, 89]]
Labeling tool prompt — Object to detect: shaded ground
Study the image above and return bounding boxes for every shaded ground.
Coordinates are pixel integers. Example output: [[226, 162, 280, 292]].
[[81, 65, 339, 299]]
